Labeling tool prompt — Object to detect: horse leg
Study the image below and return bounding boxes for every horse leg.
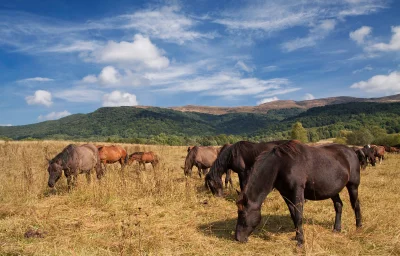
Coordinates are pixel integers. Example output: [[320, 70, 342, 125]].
[[66, 174, 73, 191], [283, 197, 296, 228], [225, 169, 232, 189], [346, 183, 362, 228], [290, 189, 305, 246], [331, 194, 343, 232], [238, 171, 247, 191], [86, 171, 91, 184]]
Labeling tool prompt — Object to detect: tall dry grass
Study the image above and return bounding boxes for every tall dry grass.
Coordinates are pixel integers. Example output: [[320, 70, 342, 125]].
[[0, 140, 399, 255]]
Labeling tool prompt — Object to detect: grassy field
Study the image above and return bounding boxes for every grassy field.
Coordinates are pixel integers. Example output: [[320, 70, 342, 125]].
[[0, 140, 400, 255]]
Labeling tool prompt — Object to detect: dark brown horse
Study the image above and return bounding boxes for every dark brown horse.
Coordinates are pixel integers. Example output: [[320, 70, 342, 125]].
[[353, 145, 376, 169], [183, 146, 219, 178], [205, 140, 287, 197], [98, 145, 128, 172], [47, 144, 103, 189], [235, 141, 362, 246], [128, 151, 159, 170]]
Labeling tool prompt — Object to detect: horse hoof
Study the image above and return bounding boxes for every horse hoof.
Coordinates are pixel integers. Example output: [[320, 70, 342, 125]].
[[333, 228, 341, 233]]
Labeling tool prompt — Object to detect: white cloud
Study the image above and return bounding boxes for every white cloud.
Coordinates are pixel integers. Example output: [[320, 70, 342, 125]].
[[262, 66, 278, 72], [235, 61, 254, 72], [98, 66, 121, 85], [350, 71, 400, 93], [54, 87, 104, 102], [281, 19, 336, 52], [214, 0, 386, 34], [352, 65, 373, 74], [44, 40, 101, 53], [257, 96, 279, 105], [82, 75, 98, 83], [121, 6, 215, 44], [303, 93, 315, 100], [17, 77, 54, 83], [25, 90, 52, 107], [368, 26, 400, 52], [38, 110, 71, 121], [0, 124, 12, 126], [256, 87, 301, 98], [102, 91, 138, 107], [349, 26, 372, 44], [88, 34, 169, 70], [157, 72, 292, 97]]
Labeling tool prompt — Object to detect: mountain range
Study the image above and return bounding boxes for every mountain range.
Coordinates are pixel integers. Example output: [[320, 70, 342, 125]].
[[1, 94, 400, 142]]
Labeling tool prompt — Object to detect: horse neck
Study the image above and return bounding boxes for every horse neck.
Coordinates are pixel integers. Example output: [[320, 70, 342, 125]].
[[244, 154, 279, 207]]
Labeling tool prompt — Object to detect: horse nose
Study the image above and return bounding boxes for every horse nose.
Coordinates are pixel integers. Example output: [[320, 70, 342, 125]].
[[48, 182, 54, 188]]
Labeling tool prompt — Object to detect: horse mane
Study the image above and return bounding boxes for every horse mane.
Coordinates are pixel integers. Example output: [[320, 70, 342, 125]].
[[272, 140, 301, 159], [208, 145, 232, 180], [50, 144, 76, 164]]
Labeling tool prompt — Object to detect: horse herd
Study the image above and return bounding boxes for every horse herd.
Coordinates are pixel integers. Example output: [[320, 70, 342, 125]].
[[47, 141, 393, 247], [47, 144, 158, 188]]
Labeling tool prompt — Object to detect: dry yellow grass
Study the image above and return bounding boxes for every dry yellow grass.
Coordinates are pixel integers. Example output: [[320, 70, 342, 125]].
[[0, 140, 400, 255]]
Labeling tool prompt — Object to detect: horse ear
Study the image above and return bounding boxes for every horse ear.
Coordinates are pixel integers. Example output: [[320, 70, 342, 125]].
[[236, 189, 241, 195]]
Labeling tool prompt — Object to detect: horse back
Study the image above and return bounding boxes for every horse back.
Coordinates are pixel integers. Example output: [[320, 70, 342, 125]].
[[75, 144, 99, 171], [195, 147, 218, 167]]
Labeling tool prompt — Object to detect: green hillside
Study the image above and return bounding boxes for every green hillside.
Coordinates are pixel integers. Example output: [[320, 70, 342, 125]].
[[2, 102, 400, 145]]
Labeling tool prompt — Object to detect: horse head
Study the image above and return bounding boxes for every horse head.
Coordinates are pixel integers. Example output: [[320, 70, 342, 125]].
[[235, 192, 261, 243], [204, 172, 224, 197], [47, 162, 63, 188]]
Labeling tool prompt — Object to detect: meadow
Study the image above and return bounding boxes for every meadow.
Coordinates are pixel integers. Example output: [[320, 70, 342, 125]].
[[0, 140, 399, 256]]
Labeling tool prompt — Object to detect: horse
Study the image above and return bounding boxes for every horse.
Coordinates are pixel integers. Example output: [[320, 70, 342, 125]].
[[355, 145, 376, 168], [47, 144, 103, 189], [390, 146, 400, 153], [235, 141, 362, 247], [128, 151, 159, 170], [205, 140, 287, 197], [183, 146, 219, 178], [97, 145, 128, 172], [372, 145, 385, 164], [187, 146, 195, 153]]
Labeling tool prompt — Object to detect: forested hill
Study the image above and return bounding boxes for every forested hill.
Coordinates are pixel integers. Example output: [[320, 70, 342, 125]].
[[1, 102, 400, 143]]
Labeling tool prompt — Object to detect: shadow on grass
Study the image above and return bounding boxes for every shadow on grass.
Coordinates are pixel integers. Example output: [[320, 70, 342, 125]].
[[198, 214, 296, 241]]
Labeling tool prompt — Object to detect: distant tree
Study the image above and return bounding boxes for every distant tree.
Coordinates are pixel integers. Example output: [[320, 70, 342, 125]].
[[346, 128, 374, 146], [291, 122, 308, 143]]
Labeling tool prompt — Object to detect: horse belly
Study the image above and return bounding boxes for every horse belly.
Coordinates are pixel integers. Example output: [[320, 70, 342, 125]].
[[304, 168, 349, 200]]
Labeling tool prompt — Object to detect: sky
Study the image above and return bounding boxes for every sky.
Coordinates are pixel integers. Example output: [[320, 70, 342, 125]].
[[0, 0, 399, 126]]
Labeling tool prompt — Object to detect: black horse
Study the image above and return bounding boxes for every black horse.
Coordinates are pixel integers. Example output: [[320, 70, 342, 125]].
[[205, 140, 287, 197], [235, 141, 362, 246]]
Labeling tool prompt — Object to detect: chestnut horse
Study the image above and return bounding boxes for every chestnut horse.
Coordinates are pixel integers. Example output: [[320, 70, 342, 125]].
[[371, 145, 385, 164], [235, 141, 362, 246], [97, 145, 128, 172], [47, 144, 103, 189], [128, 151, 159, 170]]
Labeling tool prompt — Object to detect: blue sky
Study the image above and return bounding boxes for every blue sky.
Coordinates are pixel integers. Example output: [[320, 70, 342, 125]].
[[0, 0, 399, 125]]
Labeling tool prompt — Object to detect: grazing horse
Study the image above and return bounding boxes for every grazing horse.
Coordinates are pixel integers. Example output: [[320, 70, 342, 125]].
[[97, 145, 128, 172], [235, 141, 362, 246], [183, 146, 219, 178], [355, 145, 376, 168], [372, 145, 385, 164], [128, 151, 159, 170], [47, 144, 103, 189], [390, 146, 400, 153], [205, 140, 287, 197]]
